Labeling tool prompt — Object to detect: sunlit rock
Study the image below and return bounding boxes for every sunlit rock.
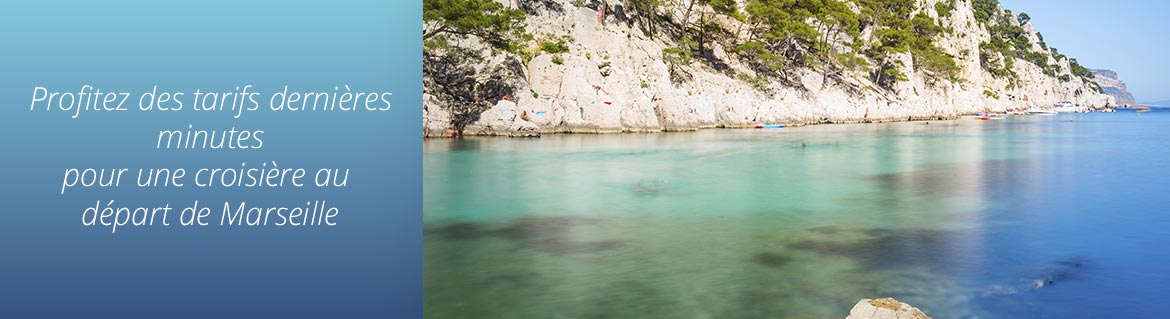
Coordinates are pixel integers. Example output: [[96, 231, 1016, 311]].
[[844, 298, 932, 319]]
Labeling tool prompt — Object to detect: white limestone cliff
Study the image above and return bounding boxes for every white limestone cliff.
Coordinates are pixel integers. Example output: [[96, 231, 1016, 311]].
[[423, 0, 1114, 137]]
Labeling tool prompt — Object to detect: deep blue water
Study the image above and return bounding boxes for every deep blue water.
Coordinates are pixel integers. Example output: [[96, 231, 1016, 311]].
[[960, 109, 1170, 318]]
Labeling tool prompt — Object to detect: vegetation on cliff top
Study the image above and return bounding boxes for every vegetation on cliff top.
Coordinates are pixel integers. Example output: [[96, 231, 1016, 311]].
[[645, 0, 963, 90], [423, 0, 527, 54], [423, 0, 1096, 93], [973, 0, 1096, 88]]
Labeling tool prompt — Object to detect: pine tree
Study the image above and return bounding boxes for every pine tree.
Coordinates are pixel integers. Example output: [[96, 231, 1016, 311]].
[[423, 0, 527, 53]]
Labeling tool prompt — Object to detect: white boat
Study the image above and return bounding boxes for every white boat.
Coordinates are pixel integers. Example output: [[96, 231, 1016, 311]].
[[1052, 101, 1087, 113], [1026, 108, 1057, 115]]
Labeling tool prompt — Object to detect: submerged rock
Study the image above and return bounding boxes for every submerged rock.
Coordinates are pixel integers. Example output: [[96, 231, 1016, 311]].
[[844, 298, 931, 319], [427, 216, 624, 255]]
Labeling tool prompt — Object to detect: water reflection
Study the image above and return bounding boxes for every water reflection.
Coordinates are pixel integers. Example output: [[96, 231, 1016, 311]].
[[425, 113, 1170, 318]]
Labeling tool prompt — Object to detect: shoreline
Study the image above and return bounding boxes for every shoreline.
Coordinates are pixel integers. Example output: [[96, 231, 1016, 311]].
[[424, 107, 1132, 138], [423, 113, 1008, 138]]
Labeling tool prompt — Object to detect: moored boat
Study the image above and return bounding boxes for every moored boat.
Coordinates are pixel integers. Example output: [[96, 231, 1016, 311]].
[[974, 113, 1008, 120], [1026, 108, 1057, 115], [1053, 101, 1088, 113]]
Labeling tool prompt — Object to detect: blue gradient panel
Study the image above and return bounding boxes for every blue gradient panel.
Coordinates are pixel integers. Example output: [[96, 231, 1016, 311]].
[[0, 1, 421, 317]]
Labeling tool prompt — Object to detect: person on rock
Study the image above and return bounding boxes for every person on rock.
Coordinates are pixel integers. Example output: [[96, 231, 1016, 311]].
[[597, 0, 609, 26]]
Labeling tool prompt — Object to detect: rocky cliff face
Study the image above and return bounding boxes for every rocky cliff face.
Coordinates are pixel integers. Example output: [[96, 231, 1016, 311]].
[[1091, 69, 1137, 106], [423, 0, 1114, 137]]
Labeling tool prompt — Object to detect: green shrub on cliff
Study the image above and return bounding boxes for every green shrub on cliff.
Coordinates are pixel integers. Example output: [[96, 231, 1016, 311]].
[[423, 0, 1090, 96], [1069, 58, 1095, 79], [625, 0, 664, 35], [540, 41, 570, 54], [664, 36, 698, 66], [1017, 12, 1031, 24], [973, 0, 1000, 23], [738, 74, 771, 91], [423, 0, 527, 53], [858, 0, 960, 86], [738, 0, 824, 67], [971, 0, 1093, 85], [935, 1, 955, 18], [908, 13, 960, 81], [975, 0, 1055, 82]]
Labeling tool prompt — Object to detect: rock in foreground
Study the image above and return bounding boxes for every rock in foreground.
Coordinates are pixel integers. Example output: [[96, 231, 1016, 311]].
[[844, 298, 931, 319]]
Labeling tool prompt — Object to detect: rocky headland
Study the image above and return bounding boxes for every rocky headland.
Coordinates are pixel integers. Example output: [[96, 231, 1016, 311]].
[[1091, 69, 1137, 106], [424, 0, 1116, 137]]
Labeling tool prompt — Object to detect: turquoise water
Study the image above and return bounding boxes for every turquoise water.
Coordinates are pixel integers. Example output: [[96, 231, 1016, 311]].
[[424, 110, 1170, 318]]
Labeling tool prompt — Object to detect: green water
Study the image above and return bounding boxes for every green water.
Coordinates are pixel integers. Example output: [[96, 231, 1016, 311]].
[[424, 113, 1163, 318]]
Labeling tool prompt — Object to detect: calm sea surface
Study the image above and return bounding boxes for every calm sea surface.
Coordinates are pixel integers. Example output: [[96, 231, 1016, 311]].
[[424, 109, 1170, 318]]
